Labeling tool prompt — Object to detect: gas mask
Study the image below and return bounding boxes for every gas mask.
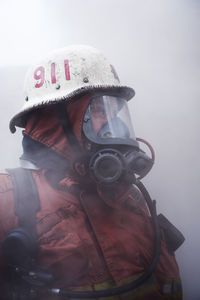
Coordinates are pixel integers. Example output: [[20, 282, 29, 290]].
[[82, 94, 153, 186]]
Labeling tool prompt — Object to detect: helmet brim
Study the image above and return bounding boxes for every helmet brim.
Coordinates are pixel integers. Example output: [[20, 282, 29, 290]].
[[9, 85, 135, 133]]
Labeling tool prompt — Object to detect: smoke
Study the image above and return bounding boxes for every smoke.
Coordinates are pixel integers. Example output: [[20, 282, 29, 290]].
[[0, 0, 200, 298]]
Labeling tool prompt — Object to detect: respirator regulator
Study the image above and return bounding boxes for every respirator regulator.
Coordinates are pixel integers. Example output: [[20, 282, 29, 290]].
[[82, 95, 154, 185]]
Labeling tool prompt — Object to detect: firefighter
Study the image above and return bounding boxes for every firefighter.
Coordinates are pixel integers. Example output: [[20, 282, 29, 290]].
[[0, 45, 183, 299]]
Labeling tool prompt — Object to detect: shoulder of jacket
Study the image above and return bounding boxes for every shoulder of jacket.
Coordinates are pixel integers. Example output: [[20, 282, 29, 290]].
[[0, 169, 13, 193], [0, 169, 9, 175]]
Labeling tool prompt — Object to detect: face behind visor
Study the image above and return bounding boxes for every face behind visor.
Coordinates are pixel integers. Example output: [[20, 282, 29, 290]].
[[82, 95, 139, 149]]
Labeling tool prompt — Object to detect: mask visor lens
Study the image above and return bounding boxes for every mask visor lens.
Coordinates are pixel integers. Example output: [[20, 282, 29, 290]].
[[83, 95, 136, 144]]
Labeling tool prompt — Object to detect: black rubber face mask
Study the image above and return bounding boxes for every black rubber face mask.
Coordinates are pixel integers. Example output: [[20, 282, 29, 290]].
[[82, 95, 153, 186]]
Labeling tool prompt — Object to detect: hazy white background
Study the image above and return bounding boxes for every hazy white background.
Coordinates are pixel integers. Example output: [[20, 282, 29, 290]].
[[0, 0, 199, 299]]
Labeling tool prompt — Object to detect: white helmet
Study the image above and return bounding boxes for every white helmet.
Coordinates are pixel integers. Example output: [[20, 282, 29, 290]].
[[9, 45, 135, 133]]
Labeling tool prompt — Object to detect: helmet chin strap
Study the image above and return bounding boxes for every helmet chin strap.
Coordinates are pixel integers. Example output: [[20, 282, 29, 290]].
[[56, 103, 81, 151]]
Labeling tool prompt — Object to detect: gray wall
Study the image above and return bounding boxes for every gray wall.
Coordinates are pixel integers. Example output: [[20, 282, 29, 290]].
[[0, 0, 199, 299]]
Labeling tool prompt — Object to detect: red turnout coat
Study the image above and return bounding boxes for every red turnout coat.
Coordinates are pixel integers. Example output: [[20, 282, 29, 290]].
[[0, 168, 182, 299]]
